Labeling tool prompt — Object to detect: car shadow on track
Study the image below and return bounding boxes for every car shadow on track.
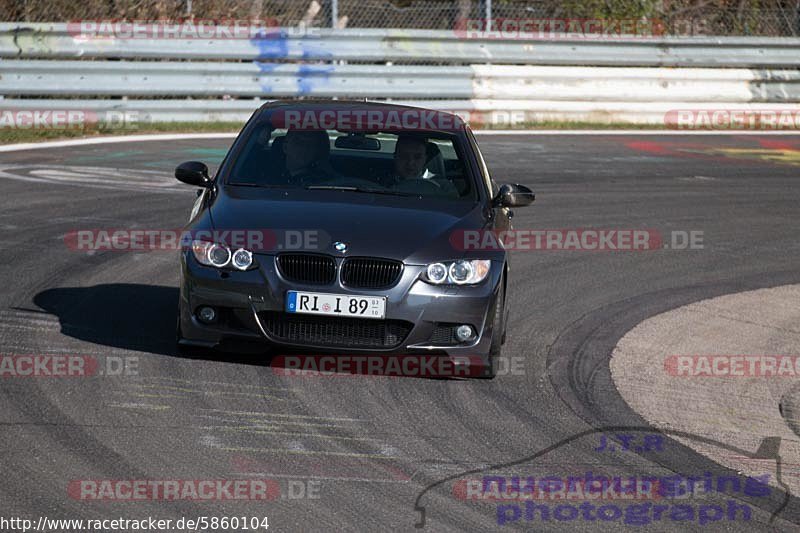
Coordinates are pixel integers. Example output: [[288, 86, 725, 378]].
[[31, 284, 481, 379], [31, 283, 266, 365]]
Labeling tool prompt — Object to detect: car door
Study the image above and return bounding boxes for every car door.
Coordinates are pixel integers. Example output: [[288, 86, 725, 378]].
[[466, 127, 513, 233]]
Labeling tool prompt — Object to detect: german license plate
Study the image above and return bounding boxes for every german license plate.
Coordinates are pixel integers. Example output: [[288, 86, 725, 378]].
[[286, 291, 386, 319]]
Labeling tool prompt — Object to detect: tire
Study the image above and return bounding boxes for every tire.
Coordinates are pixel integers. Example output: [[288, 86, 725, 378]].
[[175, 305, 191, 355], [501, 307, 508, 345], [478, 275, 505, 379]]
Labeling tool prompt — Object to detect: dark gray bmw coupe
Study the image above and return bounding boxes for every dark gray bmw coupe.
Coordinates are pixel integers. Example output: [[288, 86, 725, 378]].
[[175, 101, 533, 378]]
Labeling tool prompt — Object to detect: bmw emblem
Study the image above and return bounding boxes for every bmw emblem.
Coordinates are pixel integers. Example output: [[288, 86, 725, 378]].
[[334, 242, 348, 253]]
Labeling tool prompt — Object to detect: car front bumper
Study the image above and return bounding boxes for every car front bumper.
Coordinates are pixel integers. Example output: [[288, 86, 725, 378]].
[[178, 252, 503, 360]]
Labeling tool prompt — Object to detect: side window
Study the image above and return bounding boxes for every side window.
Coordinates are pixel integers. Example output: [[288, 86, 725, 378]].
[[467, 128, 497, 198]]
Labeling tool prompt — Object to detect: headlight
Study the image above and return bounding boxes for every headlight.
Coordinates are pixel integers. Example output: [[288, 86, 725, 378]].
[[449, 261, 474, 284], [231, 248, 253, 270], [207, 243, 231, 267], [191, 240, 255, 271], [426, 263, 448, 284], [423, 260, 491, 285]]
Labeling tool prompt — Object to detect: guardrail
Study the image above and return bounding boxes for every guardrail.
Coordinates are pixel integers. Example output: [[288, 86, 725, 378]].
[[3, 61, 798, 101], [3, 23, 800, 67], [1, 23, 799, 126], [1, 61, 473, 98]]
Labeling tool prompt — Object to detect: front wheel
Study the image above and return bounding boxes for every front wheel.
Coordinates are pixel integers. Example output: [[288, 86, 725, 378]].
[[478, 275, 506, 379], [175, 305, 192, 355]]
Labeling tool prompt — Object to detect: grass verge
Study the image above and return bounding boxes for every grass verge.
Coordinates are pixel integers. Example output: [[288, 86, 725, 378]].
[[0, 122, 246, 145]]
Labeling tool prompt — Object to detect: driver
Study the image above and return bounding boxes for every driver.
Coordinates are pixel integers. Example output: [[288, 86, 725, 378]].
[[393, 135, 428, 181], [381, 134, 427, 186], [383, 135, 458, 196], [282, 129, 339, 185]]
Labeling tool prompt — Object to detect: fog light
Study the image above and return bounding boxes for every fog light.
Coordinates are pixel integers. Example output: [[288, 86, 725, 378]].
[[455, 324, 475, 342], [197, 306, 217, 324]]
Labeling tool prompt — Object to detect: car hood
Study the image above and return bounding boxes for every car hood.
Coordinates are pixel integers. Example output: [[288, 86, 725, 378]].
[[209, 187, 487, 264]]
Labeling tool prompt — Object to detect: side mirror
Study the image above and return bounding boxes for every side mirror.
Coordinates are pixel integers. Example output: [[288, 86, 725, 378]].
[[493, 183, 535, 207], [175, 161, 211, 187]]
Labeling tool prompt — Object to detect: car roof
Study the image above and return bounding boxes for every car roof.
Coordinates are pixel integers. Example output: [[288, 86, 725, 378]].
[[256, 99, 467, 134]]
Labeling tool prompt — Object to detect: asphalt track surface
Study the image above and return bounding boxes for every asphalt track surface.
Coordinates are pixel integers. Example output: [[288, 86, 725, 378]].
[[1, 133, 799, 532]]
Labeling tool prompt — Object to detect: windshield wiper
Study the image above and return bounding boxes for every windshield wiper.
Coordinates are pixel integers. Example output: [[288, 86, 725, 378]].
[[304, 185, 421, 197]]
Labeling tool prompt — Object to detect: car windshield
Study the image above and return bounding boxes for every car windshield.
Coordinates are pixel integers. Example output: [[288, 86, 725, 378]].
[[226, 122, 476, 202]]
